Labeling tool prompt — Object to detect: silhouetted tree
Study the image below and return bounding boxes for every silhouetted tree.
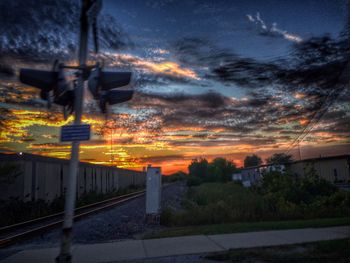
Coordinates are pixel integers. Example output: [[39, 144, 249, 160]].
[[188, 157, 237, 183], [208, 157, 237, 182], [244, 154, 262, 168], [266, 153, 293, 165], [188, 158, 209, 179]]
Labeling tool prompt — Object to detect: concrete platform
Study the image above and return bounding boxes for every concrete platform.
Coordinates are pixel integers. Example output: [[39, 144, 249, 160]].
[[2, 226, 350, 263]]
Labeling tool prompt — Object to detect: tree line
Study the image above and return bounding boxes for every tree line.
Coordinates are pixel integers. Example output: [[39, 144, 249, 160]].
[[186, 153, 293, 185], [243, 153, 293, 168]]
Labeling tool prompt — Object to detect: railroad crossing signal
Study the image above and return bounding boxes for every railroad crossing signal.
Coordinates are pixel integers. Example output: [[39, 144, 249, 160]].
[[88, 66, 133, 112], [19, 64, 133, 116], [16, 0, 134, 262], [20, 61, 75, 116]]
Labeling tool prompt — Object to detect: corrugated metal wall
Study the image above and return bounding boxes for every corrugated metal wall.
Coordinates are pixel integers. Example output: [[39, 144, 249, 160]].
[[0, 158, 146, 203], [288, 158, 350, 183]]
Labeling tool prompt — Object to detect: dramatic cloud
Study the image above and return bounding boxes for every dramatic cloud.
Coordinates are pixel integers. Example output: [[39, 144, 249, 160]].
[[246, 12, 303, 43], [0, 1, 349, 174], [102, 52, 199, 80], [0, 0, 131, 62]]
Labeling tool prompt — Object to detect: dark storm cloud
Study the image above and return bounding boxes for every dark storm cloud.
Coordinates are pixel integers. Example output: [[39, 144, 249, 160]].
[[133, 91, 251, 131], [172, 32, 350, 93], [136, 90, 231, 108], [211, 35, 349, 124], [172, 37, 236, 69], [328, 117, 350, 133], [0, 0, 131, 62], [132, 71, 195, 88], [311, 110, 350, 134], [171, 37, 282, 88], [131, 76, 350, 142], [133, 91, 239, 131], [1, 0, 348, 150], [166, 29, 350, 145], [133, 90, 284, 133], [320, 109, 347, 121]]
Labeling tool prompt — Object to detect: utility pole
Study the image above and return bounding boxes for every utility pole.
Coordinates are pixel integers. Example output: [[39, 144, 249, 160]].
[[110, 120, 114, 166], [298, 141, 302, 161], [57, 1, 89, 262]]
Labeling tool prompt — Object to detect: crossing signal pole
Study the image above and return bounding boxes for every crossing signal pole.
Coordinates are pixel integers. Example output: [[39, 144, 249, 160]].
[[56, 0, 90, 261], [18, 1, 134, 262]]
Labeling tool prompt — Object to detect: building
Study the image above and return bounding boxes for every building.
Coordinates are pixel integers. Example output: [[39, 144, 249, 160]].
[[233, 154, 350, 186], [288, 155, 350, 183], [232, 173, 242, 182], [234, 163, 286, 187], [0, 153, 146, 203]]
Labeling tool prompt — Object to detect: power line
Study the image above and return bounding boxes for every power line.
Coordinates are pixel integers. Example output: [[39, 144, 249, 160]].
[[285, 60, 350, 155]]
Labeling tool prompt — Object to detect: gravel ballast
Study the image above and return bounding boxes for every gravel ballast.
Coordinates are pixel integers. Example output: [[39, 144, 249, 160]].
[[0, 182, 187, 259]]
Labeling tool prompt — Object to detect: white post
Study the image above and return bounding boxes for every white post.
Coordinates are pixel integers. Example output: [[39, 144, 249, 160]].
[[145, 166, 162, 224], [57, 1, 89, 262]]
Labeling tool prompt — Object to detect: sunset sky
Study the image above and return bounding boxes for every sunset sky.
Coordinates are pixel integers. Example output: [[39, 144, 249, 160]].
[[0, 0, 349, 174]]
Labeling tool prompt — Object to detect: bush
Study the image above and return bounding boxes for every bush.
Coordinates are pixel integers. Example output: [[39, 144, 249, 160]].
[[257, 169, 349, 219], [259, 169, 338, 204], [162, 171, 187, 183], [162, 170, 350, 227], [160, 207, 175, 226], [187, 175, 203, 187], [164, 182, 270, 226]]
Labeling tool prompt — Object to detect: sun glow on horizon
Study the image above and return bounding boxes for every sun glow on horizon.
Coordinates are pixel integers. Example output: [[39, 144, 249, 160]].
[[0, 103, 349, 174]]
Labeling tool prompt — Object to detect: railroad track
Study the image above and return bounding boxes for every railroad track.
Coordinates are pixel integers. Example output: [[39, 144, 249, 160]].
[[0, 190, 145, 248]]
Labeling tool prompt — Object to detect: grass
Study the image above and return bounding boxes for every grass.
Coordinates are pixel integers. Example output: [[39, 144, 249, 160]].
[[143, 216, 350, 239], [205, 238, 350, 263]]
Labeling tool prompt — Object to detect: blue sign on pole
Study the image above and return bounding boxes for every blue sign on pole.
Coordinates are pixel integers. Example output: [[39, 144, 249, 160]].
[[60, 124, 91, 142]]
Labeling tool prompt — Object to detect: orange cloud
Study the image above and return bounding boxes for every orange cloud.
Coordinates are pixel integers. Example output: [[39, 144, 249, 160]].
[[299, 118, 309, 126], [1, 106, 349, 175], [106, 53, 199, 80]]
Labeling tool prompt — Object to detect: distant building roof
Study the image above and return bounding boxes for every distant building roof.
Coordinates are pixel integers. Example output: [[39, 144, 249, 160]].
[[241, 154, 350, 171], [290, 154, 350, 164], [241, 163, 283, 171]]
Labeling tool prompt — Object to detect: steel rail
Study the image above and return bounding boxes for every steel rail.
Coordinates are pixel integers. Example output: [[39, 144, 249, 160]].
[[0, 190, 145, 234], [0, 190, 145, 248]]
